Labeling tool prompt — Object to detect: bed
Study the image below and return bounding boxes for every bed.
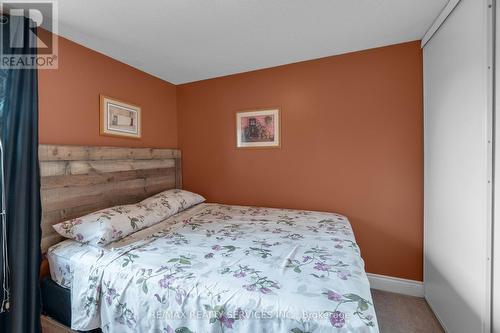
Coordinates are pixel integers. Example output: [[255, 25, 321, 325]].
[[39, 145, 379, 333]]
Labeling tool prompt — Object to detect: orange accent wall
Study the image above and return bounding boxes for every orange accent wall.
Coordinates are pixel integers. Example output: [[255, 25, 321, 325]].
[[37, 34, 423, 281], [38, 33, 177, 148], [177, 41, 423, 281]]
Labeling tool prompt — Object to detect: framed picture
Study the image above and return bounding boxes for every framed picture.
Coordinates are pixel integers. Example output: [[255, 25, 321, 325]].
[[236, 108, 280, 148], [100, 95, 141, 138]]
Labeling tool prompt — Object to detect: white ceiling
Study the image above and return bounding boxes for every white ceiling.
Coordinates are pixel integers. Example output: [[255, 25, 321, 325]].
[[55, 0, 448, 84]]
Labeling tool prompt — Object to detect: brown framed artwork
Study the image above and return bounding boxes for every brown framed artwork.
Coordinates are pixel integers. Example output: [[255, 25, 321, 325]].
[[100, 95, 141, 139], [236, 108, 281, 148]]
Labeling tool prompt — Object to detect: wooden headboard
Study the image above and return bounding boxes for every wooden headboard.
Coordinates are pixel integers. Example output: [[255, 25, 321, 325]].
[[39, 144, 181, 254]]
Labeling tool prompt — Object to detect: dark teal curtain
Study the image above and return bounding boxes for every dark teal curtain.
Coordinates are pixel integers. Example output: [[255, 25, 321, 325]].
[[0, 14, 42, 333]]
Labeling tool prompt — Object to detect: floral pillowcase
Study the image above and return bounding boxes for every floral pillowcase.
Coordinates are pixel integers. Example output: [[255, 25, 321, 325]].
[[52, 189, 205, 246]]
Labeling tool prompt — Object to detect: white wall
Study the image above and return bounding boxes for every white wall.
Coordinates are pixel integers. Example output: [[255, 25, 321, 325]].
[[494, 2, 500, 331], [423, 0, 493, 332]]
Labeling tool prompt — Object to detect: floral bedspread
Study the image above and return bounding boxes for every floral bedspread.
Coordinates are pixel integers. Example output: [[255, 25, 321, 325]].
[[66, 203, 378, 332]]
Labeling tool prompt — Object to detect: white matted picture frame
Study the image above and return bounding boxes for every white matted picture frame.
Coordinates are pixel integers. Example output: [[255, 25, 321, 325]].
[[100, 95, 141, 139], [236, 108, 280, 148]]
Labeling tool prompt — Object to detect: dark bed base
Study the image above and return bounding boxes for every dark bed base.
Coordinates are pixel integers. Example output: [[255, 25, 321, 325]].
[[41, 276, 101, 333]]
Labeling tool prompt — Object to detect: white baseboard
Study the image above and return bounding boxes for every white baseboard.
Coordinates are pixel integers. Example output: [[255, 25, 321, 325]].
[[367, 273, 424, 298], [425, 296, 449, 333]]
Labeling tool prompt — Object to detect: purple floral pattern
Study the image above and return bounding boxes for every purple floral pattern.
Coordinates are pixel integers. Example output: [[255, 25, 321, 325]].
[[59, 203, 378, 332], [53, 189, 205, 246]]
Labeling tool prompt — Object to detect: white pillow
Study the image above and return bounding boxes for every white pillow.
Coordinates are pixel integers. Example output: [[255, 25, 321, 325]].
[[52, 189, 205, 246], [140, 188, 205, 215]]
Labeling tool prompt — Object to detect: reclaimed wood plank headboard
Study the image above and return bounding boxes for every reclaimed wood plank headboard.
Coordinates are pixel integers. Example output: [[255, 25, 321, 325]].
[[38, 144, 182, 254]]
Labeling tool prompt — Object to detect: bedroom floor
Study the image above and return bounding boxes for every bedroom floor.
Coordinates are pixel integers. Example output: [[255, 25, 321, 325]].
[[372, 289, 444, 333], [41, 289, 444, 333]]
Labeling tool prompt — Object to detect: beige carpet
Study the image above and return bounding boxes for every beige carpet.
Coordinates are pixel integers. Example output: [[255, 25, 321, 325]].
[[372, 289, 444, 333]]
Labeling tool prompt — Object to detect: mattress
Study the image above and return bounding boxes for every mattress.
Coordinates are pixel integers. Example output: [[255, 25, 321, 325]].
[[47, 203, 378, 333], [47, 239, 99, 289], [47, 204, 209, 289]]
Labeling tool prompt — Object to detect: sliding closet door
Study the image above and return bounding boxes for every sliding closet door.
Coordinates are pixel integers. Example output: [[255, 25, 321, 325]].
[[423, 0, 492, 332], [494, 2, 500, 332]]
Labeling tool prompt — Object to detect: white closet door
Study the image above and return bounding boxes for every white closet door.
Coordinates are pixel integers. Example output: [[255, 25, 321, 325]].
[[424, 0, 492, 332], [494, 2, 500, 332]]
